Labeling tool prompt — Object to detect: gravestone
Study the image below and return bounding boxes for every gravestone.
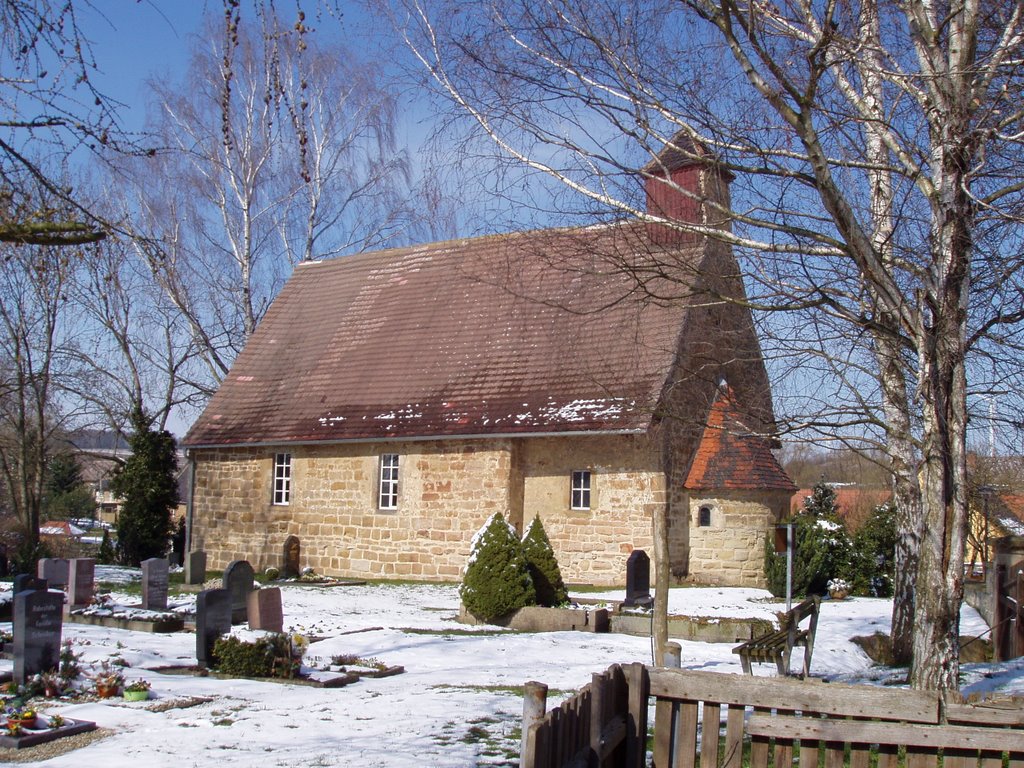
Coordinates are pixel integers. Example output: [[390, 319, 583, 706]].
[[248, 587, 283, 633], [185, 551, 207, 585], [195, 588, 231, 669], [141, 557, 169, 611], [623, 549, 652, 608], [282, 535, 301, 579], [223, 559, 256, 624], [13, 588, 63, 684], [37, 558, 69, 588], [13, 573, 47, 595], [10, 575, 48, 630], [0, 544, 7, 577], [67, 558, 96, 608]]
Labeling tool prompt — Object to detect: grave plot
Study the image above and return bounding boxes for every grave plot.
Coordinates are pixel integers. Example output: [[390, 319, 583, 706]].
[[64, 558, 186, 632], [0, 714, 97, 750]]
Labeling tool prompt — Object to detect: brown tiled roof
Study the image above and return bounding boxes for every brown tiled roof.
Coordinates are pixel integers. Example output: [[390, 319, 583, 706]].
[[184, 223, 709, 447], [685, 385, 796, 491]]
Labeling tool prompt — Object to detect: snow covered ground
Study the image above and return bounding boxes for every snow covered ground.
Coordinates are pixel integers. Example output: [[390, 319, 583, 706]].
[[1, 572, 1021, 768]]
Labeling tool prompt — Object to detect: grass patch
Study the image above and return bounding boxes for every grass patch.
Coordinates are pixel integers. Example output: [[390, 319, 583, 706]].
[[431, 683, 573, 698], [399, 627, 512, 637]]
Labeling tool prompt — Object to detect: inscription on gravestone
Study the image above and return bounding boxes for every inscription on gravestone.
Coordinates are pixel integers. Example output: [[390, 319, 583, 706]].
[[248, 587, 283, 633], [141, 558, 169, 611], [195, 588, 231, 668], [37, 558, 69, 588], [282, 535, 300, 579], [223, 559, 256, 624], [185, 551, 207, 585], [13, 588, 63, 684], [11, 575, 47, 630], [624, 549, 652, 608], [67, 558, 96, 608]]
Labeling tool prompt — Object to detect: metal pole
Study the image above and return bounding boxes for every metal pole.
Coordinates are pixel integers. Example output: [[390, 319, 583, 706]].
[[786, 523, 793, 613]]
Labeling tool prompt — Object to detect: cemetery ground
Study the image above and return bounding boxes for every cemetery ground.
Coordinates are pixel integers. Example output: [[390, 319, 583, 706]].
[[0, 570, 1019, 768]]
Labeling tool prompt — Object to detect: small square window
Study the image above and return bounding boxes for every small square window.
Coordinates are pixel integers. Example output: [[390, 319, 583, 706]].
[[698, 506, 712, 527], [571, 470, 591, 510], [273, 453, 292, 505], [379, 454, 399, 509]]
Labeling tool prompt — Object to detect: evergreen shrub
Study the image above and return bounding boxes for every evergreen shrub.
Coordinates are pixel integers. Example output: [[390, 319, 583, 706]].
[[521, 515, 568, 607], [97, 529, 116, 564], [765, 481, 852, 597], [460, 512, 536, 621], [849, 501, 897, 596], [212, 634, 294, 678]]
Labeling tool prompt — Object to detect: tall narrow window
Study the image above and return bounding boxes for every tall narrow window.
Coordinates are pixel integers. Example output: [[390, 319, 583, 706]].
[[273, 453, 292, 505], [698, 506, 712, 527], [571, 470, 591, 510], [379, 454, 399, 509]]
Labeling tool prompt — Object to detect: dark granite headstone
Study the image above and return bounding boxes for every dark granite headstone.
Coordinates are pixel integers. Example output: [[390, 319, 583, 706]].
[[13, 573, 47, 595], [223, 559, 256, 624], [0, 544, 8, 577], [282, 535, 300, 579], [141, 557, 169, 611], [67, 558, 95, 607], [624, 549, 652, 608], [13, 588, 63, 684], [37, 558, 69, 588], [195, 588, 231, 668], [248, 587, 283, 633], [185, 551, 207, 585]]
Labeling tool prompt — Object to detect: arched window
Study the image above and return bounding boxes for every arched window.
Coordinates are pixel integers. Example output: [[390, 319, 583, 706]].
[[698, 506, 712, 527]]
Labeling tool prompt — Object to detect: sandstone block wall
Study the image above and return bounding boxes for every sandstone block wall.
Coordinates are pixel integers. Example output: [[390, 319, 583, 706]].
[[191, 439, 514, 581], [190, 433, 668, 587], [685, 490, 791, 587], [519, 434, 662, 584]]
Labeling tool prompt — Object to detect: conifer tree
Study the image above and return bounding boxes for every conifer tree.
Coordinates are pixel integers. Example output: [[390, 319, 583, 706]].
[[460, 512, 536, 621], [765, 481, 852, 597], [97, 529, 116, 565], [521, 515, 568, 607], [111, 407, 178, 565]]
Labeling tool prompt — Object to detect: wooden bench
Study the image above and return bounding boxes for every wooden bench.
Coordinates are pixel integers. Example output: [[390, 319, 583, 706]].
[[732, 596, 819, 677]]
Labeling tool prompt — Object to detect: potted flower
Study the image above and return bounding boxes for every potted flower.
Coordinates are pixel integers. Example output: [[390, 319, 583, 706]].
[[92, 660, 125, 698], [48, 714, 65, 729], [123, 679, 151, 702], [827, 578, 851, 600], [6, 706, 37, 730]]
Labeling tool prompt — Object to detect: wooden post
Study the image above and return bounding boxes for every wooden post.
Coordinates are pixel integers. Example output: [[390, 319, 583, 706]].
[[591, 671, 607, 767], [994, 563, 1008, 662], [653, 505, 670, 666], [521, 681, 548, 768], [625, 663, 649, 768], [1015, 571, 1024, 659]]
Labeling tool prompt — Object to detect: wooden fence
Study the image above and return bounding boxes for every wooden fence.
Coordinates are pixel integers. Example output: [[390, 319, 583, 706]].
[[521, 664, 1024, 768], [993, 561, 1024, 661]]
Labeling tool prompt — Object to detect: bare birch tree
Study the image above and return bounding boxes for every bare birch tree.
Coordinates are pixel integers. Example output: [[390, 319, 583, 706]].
[[393, 0, 1024, 689], [119, 6, 416, 394]]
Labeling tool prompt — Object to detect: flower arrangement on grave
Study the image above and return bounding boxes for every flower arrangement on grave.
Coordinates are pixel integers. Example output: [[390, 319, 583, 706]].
[[6, 706, 37, 729], [59, 638, 82, 681], [36, 671, 64, 698], [48, 714, 65, 729], [123, 679, 151, 701], [290, 633, 309, 659], [92, 659, 125, 698]]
